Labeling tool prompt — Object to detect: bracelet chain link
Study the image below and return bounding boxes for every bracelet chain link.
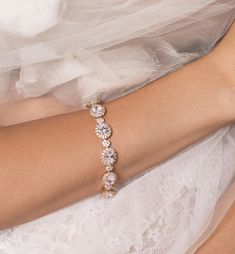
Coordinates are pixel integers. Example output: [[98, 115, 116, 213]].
[[87, 99, 118, 198]]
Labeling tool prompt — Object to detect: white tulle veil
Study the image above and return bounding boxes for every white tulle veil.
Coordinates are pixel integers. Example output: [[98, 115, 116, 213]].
[[0, 0, 234, 107]]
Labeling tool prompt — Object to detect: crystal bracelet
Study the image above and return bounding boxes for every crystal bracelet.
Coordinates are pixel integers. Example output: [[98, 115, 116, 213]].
[[87, 99, 118, 198]]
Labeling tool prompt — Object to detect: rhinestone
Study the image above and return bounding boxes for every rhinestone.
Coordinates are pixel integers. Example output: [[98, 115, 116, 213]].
[[104, 185, 112, 191], [86, 99, 100, 108], [102, 172, 118, 190], [90, 104, 106, 118], [96, 117, 105, 124], [105, 165, 113, 172], [95, 123, 112, 139], [102, 189, 116, 198], [102, 139, 111, 148], [101, 147, 117, 165]]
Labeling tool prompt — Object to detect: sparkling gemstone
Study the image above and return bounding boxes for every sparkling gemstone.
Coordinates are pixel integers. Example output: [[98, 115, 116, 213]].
[[90, 104, 106, 118], [102, 189, 116, 198], [96, 117, 105, 124], [86, 98, 100, 107], [101, 147, 117, 165], [105, 165, 113, 172], [102, 139, 111, 148], [95, 122, 112, 139], [102, 172, 118, 190]]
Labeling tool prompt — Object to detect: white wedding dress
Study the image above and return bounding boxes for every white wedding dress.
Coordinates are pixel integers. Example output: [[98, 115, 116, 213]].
[[0, 1, 234, 253]]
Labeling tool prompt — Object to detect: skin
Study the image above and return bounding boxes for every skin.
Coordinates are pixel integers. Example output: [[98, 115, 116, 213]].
[[0, 21, 234, 253], [196, 202, 235, 254]]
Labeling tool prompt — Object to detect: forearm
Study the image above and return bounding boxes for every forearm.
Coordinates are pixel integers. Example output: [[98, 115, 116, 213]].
[[0, 54, 234, 229], [110, 56, 234, 181]]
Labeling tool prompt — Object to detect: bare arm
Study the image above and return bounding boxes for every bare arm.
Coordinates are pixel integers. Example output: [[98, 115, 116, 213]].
[[0, 23, 235, 230]]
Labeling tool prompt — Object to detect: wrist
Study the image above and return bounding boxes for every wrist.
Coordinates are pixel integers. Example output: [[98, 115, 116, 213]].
[[205, 22, 235, 123], [204, 52, 235, 124], [107, 55, 235, 183]]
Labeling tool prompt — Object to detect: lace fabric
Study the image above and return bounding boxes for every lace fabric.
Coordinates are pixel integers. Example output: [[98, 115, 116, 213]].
[[0, 1, 234, 253]]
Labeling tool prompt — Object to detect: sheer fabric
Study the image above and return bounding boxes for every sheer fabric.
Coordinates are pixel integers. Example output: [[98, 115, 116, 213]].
[[0, 1, 234, 253]]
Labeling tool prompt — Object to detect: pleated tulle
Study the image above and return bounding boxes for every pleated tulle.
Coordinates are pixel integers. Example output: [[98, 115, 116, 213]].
[[0, 0, 234, 107]]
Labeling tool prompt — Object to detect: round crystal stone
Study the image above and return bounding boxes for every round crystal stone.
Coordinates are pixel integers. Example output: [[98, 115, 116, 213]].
[[101, 147, 117, 165], [102, 172, 118, 190], [90, 104, 106, 118], [95, 122, 112, 139], [105, 165, 114, 172], [102, 139, 111, 147], [96, 117, 105, 124], [102, 189, 116, 198]]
